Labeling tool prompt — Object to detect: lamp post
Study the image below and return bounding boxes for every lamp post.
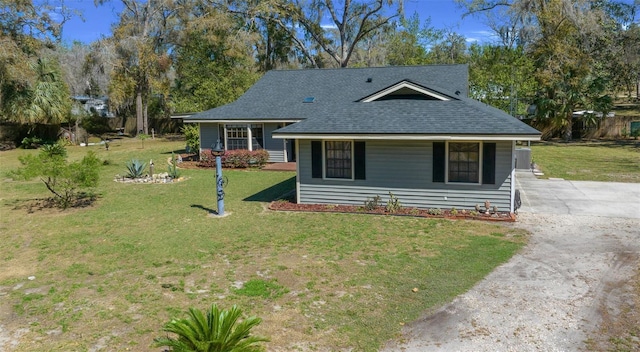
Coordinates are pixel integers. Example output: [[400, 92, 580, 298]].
[[211, 139, 225, 216]]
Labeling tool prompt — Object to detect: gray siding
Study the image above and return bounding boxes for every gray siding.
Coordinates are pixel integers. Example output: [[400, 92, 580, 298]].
[[298, 140, 514, 211], [263, 123, 287, 162], [199, 122, 288, 162], [199, 123, 220, 154]]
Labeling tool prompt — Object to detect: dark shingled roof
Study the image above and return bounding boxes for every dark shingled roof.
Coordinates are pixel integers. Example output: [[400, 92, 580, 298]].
[[186, 65, 540, 137]]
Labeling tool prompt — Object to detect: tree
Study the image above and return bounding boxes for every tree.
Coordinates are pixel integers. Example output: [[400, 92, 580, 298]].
[[101, 0, 176, 135], [0, 0, 63, 122], [170, 7, 260, 113], [154, 304, 268, 352], [385, 13, 442, 66], [221, 0, 403, 68], [468, 43, 535, 116], [10, 143, 100, 209], [426, 29, 468, 64], [458, 0, 620, 140]]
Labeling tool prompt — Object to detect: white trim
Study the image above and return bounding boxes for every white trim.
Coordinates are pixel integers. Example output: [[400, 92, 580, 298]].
[[273, 134, 541, 141], [184, 119, 301, 124], [323, 140, 355, 181], [361, 81, 451, 102], [295, 139, 300, 204], [445, 141, 482, 185], [247, 124, 253, 151]]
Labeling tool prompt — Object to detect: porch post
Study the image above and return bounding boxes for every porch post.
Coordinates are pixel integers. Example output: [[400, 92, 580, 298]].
[[247, 124, 253, 151]]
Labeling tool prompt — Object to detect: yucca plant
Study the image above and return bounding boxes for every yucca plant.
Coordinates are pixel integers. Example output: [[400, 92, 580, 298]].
[[154, 304, 268, 352], [125, 159, 147, 178]]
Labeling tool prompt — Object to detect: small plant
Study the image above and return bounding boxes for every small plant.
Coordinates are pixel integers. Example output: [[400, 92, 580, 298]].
[[168, 152, 180, 179], [469, 210, 479, 217], [154, 304, 268, 352], [41, 143, 68, 158], [475, 204, 481, 212], [631, 128, 640, 140], [492, 205, 499, 214], [427, 208, 443, 216], [138, 133, 149, 148], [450, 207, 458, 216], [125, 159, 147, 178], [385, 192, 402, 213], [484, 200, 491, 213], [364, 195, 382, 211], [621, 125, 629, 138]]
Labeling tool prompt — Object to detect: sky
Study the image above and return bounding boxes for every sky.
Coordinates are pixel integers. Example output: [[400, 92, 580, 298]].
[[58, 0, 494, 45]]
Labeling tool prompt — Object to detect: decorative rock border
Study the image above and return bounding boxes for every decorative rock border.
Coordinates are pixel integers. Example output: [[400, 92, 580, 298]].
[[113, 173, 186, 184]]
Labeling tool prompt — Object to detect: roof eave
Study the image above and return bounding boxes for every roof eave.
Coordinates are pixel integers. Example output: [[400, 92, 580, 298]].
[[272, 133, 542, 141]]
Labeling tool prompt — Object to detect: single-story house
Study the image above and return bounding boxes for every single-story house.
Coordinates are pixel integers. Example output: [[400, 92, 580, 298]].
[[185, 65, 541, 212]]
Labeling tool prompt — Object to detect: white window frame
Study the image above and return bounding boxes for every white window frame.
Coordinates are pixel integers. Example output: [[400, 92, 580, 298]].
[[323, 140, 354, 181], [223, 123, 264, 151], [445, 141, 483, 185]]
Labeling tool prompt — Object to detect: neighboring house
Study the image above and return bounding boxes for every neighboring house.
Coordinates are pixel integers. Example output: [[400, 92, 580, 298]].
[[185, 65, 541, 212]]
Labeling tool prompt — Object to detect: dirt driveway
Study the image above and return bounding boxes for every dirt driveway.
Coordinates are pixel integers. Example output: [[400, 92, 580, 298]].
[[384, 171, 640, 351]]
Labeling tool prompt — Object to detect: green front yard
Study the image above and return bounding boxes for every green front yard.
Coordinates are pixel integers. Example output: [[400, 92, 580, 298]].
[[0, 138, 527, 351], [530, 140, 640, 182]]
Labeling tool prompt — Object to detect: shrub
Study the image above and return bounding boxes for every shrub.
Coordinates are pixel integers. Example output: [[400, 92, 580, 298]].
[[364, 195, 382, 211], [222, 149, 270, 168], [181, 124, 200, 154], [21, 136, 44, 149], [197, 149, 270, 169], [154, 304, 268, 352], [10, 145, 100, 209], [125, 159, 147, 178], [385, 192, 402, 213]]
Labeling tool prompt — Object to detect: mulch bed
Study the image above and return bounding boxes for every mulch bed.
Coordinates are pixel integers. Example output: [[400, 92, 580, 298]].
[[269, 200, 516, 222]]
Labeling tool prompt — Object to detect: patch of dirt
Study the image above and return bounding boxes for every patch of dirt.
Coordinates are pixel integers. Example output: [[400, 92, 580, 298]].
[[382, 213, 640, 352]]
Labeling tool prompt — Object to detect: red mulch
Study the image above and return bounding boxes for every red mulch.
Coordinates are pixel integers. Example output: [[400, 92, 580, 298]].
[[269, 201, 516, 222]]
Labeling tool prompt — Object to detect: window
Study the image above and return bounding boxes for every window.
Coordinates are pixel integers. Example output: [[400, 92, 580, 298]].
[[226, 124, 248, 150], [225, 124, 264, 151], [448, 142, 479, 183], [311, 141, 365, 180], [325, 141, 352, 179]]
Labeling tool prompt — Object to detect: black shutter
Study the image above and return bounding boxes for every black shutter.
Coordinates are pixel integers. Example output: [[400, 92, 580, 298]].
[[482, 143, 496, 184], [433, 142, 445, 183], [354, 141, 366, 180], [311, 141, 322, 178]]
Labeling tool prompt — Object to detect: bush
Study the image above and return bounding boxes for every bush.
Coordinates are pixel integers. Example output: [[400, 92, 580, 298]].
[[21, 136, 44, 149], [181, 124, 200, 154], [199, 149, 270, 169], [10, 144, 101, 209]]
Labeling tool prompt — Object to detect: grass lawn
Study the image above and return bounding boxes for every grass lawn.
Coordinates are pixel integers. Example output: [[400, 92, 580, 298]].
[[0, 137, 527, 351], [530, 140, 640, 182]]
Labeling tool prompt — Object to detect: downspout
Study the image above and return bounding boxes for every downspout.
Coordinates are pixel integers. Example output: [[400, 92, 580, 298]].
[[510, 141, 516, 213]]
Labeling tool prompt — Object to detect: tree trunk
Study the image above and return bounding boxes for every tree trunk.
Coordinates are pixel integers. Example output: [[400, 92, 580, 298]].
[[143, 100, 149, 135], [136, 91, 143, 135], [564, 110, 573, 141]]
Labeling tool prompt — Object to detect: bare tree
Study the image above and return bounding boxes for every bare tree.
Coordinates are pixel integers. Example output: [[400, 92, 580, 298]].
[[217, 0, 403, 68]]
